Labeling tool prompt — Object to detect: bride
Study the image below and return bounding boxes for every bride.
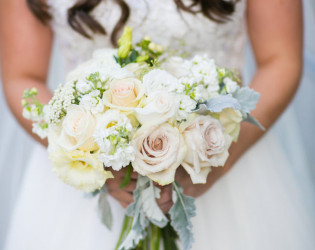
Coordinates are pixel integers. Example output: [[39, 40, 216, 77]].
[[1, 0, 314, 249]]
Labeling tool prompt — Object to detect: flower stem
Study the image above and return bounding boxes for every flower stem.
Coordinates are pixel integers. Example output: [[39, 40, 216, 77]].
[[115, 215, 131, 250]]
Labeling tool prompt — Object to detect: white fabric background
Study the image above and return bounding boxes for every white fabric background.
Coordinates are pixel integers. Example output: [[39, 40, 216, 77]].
[[0, 43, 64, 249], [0, 1, 314, 249]]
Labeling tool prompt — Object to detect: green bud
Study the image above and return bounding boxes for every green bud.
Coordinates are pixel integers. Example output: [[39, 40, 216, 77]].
[[21, 99, 28, 107], [143, 36, 151, 41], [156, 45, 163, 53], [148, 42, 157, 52], [136, 54, 149, 63], [30, 88, 38, 95], [120, 138, 127, 144], [117, 26, 133, 59]]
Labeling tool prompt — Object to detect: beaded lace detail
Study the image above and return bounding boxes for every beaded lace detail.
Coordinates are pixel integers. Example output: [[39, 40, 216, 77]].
[[47, 0, 247, 74]]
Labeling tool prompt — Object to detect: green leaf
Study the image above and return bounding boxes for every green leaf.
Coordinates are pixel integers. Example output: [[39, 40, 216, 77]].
[[129, 50, 138, 63], [169, 182, 196, 250], [120, 164, 132, 189]]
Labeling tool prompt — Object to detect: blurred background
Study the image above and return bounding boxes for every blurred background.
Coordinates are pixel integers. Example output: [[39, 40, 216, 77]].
[[0, 1, 314, 249]]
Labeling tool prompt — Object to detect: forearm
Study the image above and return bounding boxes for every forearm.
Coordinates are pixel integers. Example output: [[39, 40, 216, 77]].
[[3, 77, 52, 146], [203, 58, 302, 191]]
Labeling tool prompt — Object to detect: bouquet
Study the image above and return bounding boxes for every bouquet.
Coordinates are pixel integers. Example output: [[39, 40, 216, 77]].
[[22, 26, 263, 250]]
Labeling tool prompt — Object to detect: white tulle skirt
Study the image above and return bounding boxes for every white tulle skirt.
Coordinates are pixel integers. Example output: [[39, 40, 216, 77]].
[[4, 128, 315, 250]]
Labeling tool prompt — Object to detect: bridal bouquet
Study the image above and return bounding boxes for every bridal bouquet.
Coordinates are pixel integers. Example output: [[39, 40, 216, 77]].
[[22, 27, 262, 250]]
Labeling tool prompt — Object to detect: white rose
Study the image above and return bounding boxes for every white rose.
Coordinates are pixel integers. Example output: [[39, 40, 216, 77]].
[[66, 60, 99, 82], [218, 108, 242, 141], [135, 91, 179, 125], [92, 48, 118, 66], [49, 147, 112, 192], [142, 69, 180, 94], [103, 78, 144, 112], [55, 104, 98, 151], [124, 63, 149, 76], [161, 57, 190, 78], [181, 115, 232, 184], [131, 123, 186, 185]]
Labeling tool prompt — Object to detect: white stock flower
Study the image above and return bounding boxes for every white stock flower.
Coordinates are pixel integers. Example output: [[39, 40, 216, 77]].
[[142, 69, 181, 94], [49, 147, 112, 192], [22, 104, 42, 122], [190, 55, 219, 94], [79, 90, 104, 114], [32, 123, 48, 139], [194, 85, 209, 102], [93, 110, 135, 171], [135, 91, 179, 125], [98, 145, 135, 171], [223, 77, 238, 93], [131, 123, 186, 185], [177, 94, 197, 121], [181, 115, 232, 184], [76, 80, 93, 94], [55, 104, 98, 151]]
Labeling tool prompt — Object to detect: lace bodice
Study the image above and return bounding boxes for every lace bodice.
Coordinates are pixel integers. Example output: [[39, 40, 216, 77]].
[[48, 0, 247, 74]]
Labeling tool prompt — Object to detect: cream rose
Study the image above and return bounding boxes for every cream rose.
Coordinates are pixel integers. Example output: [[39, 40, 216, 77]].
[[218, 108, 242, 141], [135, 91, 179, 126], [181, 115, 232, 184], [103, 78, 144, 112], [49, 147, 112, 192], [161, 56, 190, 78], [55, 104, 98, 151], [131, 123, 186, 185], [142, 69, 181, 94]]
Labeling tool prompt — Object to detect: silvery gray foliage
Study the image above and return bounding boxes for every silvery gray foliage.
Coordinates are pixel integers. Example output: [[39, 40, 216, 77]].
[[196, 94, 241, 114], [232, 87, 264, 129], [169, 182, 196, 250], [232, 87, 260, 115], [119, 176, 168, 249], [98, 187, 113, 230], [119, 207, 148, 250], [244, 115, 265, 130]]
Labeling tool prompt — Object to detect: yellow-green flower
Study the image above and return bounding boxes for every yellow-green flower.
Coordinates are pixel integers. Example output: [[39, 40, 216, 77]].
[[118, 26, 133, 59]]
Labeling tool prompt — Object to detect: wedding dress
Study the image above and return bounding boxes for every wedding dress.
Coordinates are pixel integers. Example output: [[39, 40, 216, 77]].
[[4, 0, 315, 249]]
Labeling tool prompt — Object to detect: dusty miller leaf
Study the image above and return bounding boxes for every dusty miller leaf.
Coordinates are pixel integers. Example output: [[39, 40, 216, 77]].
[[169, 182, 196, 250], [98, 187, 113, 230], [195, 94, 241, 114], [232, 87, 260, 114], [141, 180, 169, 227], [244, 115, 265, 130], [119, 176, 168, 249]]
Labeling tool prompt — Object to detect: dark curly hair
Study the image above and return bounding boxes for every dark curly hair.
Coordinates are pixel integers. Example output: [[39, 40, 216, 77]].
[[27, 0, 239, 46]]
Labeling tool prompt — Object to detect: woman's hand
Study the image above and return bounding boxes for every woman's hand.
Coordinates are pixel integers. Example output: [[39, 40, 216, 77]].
[[106, 169, 173, 214], [175, 163, 232, 198], [106, 169, 138, 208]]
